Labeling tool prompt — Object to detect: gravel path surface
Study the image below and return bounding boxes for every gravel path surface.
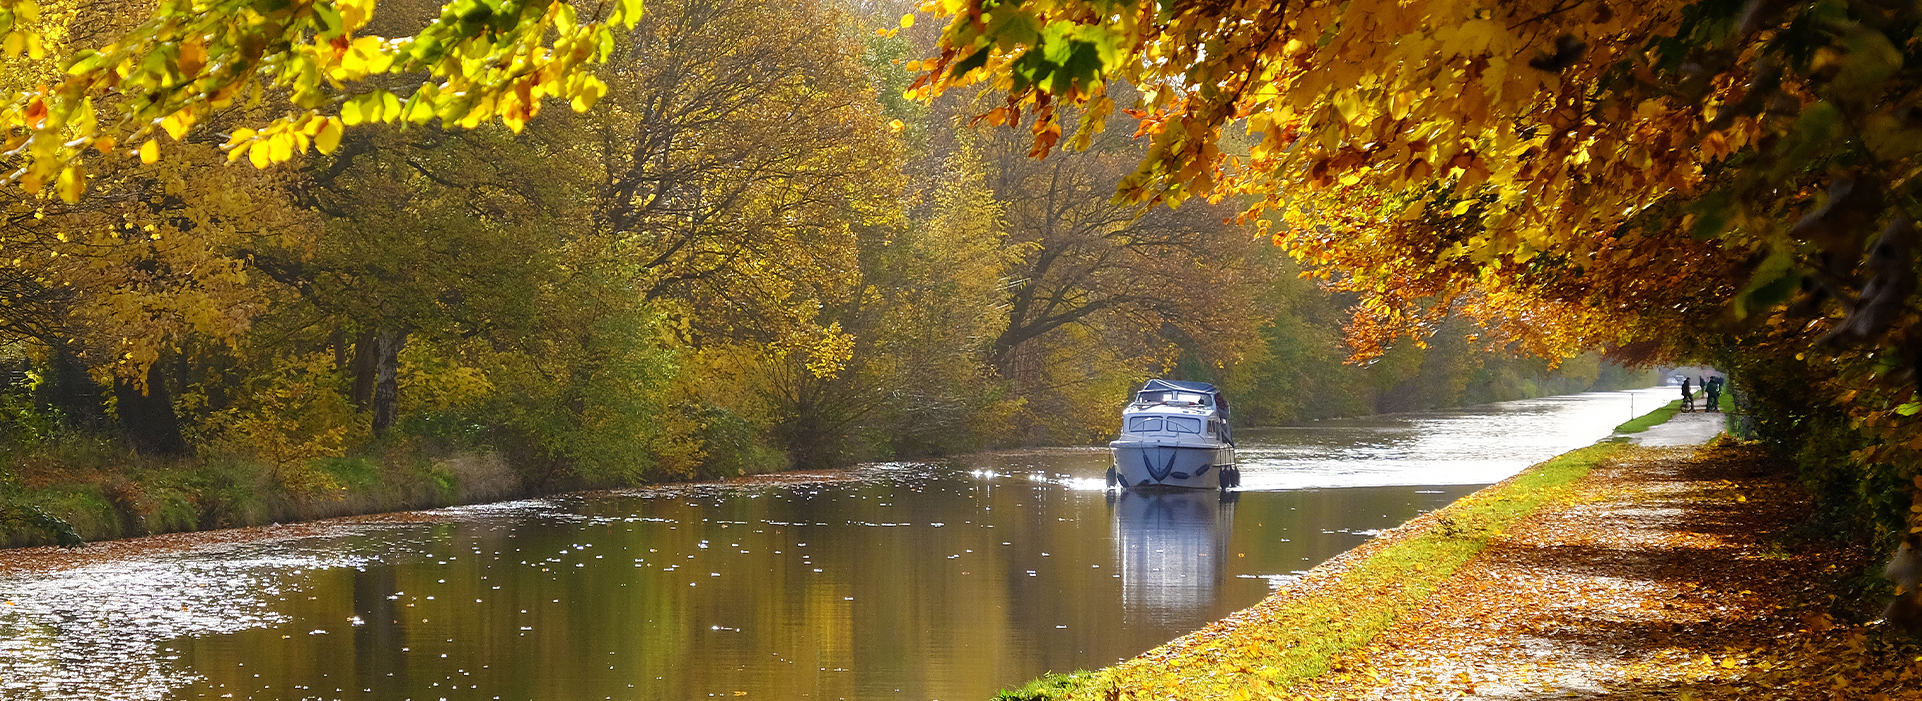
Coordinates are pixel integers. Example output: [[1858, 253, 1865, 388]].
[[1290, 445, 1917, 700], [1626, 411, 1727, 447]]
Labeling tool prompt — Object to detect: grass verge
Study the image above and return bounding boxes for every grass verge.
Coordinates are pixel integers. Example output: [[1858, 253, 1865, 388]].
[[1614, 399, 1682, 434], [995, 442, 1628, 701]]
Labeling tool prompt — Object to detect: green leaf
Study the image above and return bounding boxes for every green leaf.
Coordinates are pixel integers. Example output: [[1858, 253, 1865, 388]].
[[986, 9, 1041, 50], [1055, 41, 1101, 93], [1775, 101, 1842, 172], [313, 2, 343, 36]]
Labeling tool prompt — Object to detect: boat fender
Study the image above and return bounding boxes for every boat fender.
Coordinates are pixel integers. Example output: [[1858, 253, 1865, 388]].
[[1106, 466, 1118, 489], [1171, 471, 1190, 480], [1195, 464, 1211, 476]]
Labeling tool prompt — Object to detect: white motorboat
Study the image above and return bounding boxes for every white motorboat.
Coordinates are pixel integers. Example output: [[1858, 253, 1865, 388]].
[[1107, 379, 1239, 490]]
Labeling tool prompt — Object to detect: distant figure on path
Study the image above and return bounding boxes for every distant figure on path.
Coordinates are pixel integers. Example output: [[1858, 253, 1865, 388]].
[[1705, 376, 1724, 412], [1681, 377, 1694, 412]]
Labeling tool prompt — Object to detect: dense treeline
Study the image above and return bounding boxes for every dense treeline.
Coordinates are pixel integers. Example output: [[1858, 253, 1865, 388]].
[[0, 0, 1646, 546]]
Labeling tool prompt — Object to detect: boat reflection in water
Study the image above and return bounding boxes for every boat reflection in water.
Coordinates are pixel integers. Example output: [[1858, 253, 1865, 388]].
[[1109, 488, 1238, 623]]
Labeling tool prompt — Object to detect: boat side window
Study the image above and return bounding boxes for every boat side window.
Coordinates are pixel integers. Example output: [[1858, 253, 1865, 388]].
[[1128, 417, 1164, 432], [1166, 417, 1202, 434]]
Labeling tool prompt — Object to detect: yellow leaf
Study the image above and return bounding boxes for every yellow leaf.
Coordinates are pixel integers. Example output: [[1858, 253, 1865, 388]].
[[139, 139, 159, 163], [248, 138, 271, 168], [56, 164, 84, 204], [160, 111, 192, 141], [899, 13, 915, 28], [1398, 199, 1426, 220], [380, 91, 401, 121], [19, 163, 45, 193], [571, 75, 608, 112], [614, 0, 643, 26], [2, 31, 23, 58], [344, 36, 390, 75], [316, 118, 343, 155]]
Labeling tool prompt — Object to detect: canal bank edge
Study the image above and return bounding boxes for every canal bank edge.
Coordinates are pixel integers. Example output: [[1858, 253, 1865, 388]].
[[993, 397, 1709, 701]]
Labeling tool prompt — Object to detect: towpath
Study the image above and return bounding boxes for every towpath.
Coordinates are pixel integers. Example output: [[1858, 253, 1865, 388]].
[[1288, 429, 1921, 699], [1623, 409, 1726, 447]]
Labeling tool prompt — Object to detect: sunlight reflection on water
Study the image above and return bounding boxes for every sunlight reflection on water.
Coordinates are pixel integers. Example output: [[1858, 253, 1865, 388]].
[[0, 542, 396, 699]]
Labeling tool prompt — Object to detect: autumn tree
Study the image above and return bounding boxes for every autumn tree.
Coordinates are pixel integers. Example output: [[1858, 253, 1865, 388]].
[[972, 102, 1266, 440], [731, 134, 1015, 467], [0, 1, 318, 456]]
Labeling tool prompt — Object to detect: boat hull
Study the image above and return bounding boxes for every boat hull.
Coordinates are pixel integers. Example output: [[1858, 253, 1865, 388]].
[[1109, 441, 1236, 490]]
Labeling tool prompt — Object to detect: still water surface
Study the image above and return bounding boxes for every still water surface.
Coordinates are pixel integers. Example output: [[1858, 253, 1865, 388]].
[[0, 388, 1674, 700]]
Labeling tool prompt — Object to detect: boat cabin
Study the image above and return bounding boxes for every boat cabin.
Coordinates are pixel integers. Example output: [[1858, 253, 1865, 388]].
[[1110, 379, 1240, 489], [1124, 379, 1231, 443], [1130, 379, 1228, 415]]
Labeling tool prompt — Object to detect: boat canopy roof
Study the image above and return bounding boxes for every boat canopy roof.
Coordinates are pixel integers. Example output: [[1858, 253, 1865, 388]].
[[1132, 379, 1229, 417], [1139, 378, 1219, 395]]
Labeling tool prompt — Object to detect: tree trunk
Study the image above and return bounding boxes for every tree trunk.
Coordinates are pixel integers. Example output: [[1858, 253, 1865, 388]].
[[349, 328, 379, 410], [371, 328, 409, 437], [114, 361, 189, 457], [39, 344, 108, 431], [330, 328, 348, 373]]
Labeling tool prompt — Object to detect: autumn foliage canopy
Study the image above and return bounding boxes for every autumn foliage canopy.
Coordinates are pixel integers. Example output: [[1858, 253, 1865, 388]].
[[911, 0, 1922, 553]]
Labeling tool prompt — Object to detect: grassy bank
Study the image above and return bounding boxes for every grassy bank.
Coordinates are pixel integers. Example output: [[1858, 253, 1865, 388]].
[[1614, 399, 1683, 434], [0, 437, 615, 549], [994, 442, 1630, 701]]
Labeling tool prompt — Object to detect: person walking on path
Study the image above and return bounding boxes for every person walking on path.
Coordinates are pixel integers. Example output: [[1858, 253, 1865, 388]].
[[1681, 376, 1694, 412]]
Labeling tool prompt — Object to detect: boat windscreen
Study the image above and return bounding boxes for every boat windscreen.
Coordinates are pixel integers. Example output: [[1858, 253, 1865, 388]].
[[1165, 417, 1202, 433]]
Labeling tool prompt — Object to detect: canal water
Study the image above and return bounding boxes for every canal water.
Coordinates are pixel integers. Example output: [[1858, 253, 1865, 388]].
[[0, 388, 1676, 701]]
